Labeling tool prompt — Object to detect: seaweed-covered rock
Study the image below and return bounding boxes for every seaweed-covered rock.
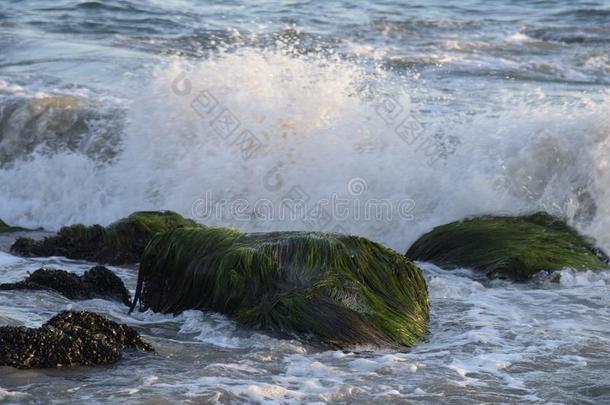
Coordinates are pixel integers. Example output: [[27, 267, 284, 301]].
[[406, 212, 610, 281], [0, 219, 29, 233], [0, 311, 153, 369], [10, 211, 200, 264], [131, 227, 429, 349], [0, 266, 131, 305]]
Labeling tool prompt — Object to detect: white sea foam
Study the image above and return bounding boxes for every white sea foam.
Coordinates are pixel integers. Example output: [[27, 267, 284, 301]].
[[506, 33, 538, 44], [558, 268, 610, 287], [0, 252, 23, 267], [0, 255, 608, 403], [0, 387, 29, 401], [0, 47, 608, 252], [0, 2, 609, 403]]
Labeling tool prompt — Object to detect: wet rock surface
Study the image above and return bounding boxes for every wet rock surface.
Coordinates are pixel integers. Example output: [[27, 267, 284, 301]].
[[407, 212, 610, 281], [0, 266, 131, 305], [132, 227, 430, 349], [9, 211, 199, 264], [0, 218, 29, 233], [0, 311, 154, 369]]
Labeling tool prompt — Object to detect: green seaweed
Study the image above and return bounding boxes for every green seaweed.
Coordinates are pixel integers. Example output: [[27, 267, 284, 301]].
[[10, 211, 200, 264], [131, 227, 429, 348], [406, 212, 609, 280], [0, 218, 30, 233]]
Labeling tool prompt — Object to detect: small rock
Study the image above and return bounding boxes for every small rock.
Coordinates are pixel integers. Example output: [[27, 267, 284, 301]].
[[0, 310, 153, 369], [0, 266, 131, 306]]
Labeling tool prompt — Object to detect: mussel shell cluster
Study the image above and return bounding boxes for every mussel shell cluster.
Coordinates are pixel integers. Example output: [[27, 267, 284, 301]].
[[0, 311, 153, 369]]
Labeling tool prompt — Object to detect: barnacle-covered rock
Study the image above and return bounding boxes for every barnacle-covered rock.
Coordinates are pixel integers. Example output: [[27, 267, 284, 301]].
[[10, 211, 200, 264], [45, 311, 153, 351], [0, 266, 131, 305], [0, 311, 153, 369]]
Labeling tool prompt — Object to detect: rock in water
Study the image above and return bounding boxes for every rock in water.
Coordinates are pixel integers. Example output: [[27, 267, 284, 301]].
[[406, 212, 610, 281], [0, 219, 29, 233], [131, 227, 429, 349], [0, 266, 131, 305], [10, 211, 200, 264], [0, 311, 153, 369]]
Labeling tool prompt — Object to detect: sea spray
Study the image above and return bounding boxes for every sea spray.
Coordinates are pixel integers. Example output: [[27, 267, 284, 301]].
[[0, 47, 609, 252]]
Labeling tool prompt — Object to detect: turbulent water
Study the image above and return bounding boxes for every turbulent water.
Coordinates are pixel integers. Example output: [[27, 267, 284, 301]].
[[0, 0, 609, 403]]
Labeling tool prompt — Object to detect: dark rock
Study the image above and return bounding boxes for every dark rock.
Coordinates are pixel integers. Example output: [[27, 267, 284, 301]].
[[10, 211, 200, 264], [0, 310, 153, 369], [0, 266, 131, 306]]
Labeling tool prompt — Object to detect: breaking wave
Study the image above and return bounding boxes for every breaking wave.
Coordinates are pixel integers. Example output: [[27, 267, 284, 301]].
[[0, 46, 609, 251]]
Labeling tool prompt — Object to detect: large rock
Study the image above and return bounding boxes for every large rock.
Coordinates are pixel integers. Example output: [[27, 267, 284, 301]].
[[10, 211, 199, 264], [0, 266, 131, 306], [406, 212, 609, 281], [131, 227, 429, 349], [0, 311, 153, 369]]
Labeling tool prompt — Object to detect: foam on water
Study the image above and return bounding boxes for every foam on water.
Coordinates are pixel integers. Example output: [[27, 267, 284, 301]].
[[0, 251, 608, 403], [0, 251, 23, 267], [558, 268, 610, 287], [0, 80, 126, 166], [0, 2, 609, 403], [0, 46, 609, 252], [0, 387, 29, 402], [0, 48, 610, 250]]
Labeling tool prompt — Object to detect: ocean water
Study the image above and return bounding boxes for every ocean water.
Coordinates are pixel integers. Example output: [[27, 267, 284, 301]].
[[0, 0, 609, 403]]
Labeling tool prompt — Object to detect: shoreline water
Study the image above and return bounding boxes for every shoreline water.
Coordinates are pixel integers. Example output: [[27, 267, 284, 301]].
[[1, 0, 609, 403]]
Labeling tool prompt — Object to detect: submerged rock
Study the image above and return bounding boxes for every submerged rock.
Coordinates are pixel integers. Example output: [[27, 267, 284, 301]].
[[0, 311, 153, 369], [0, 266, 131, 306], [131, 227, 429, 349], [10, 211, 199, 264], [406, 212, 609, 281]]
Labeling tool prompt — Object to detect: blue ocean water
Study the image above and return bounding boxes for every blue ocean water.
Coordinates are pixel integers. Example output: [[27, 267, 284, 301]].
[[0, 1, 609, 403]]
